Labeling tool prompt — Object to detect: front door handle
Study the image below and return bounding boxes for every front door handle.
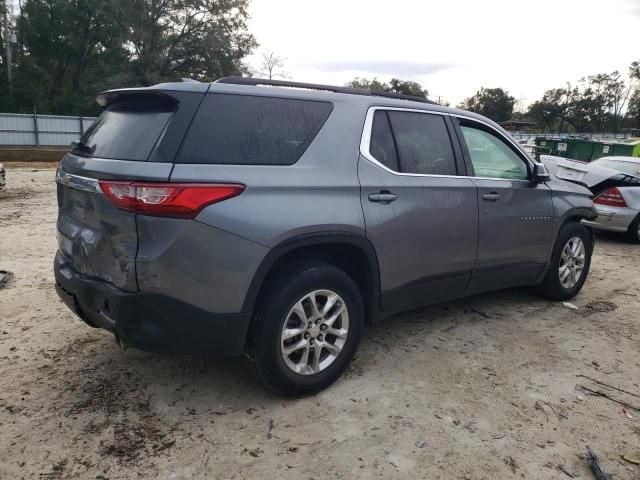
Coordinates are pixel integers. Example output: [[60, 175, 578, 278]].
[[482, 192, 501, 202], [368, 191, 398, 204]]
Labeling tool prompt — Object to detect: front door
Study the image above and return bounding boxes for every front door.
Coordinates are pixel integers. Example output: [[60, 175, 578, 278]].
[[358, 108, 479, 313], [454, 118, 554, 291]]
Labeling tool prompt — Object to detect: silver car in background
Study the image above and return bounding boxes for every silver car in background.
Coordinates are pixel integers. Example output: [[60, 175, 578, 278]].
[[542, 155, 640, 242]]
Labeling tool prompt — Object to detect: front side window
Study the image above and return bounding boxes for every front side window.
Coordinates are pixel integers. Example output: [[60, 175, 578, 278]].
[[460, 125, 529, 180]]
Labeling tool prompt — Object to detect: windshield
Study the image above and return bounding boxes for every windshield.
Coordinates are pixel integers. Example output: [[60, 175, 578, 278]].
[[591, 158, 640, 177]]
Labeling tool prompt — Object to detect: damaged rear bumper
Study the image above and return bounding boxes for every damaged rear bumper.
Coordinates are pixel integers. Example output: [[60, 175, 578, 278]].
[[54, 251, 251, 356]]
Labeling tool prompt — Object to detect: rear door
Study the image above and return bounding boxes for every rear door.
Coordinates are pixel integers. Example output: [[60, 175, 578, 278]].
[[359, 107, 478, 313], [453, 117, 553, 290], [56, 89, 204, 291]]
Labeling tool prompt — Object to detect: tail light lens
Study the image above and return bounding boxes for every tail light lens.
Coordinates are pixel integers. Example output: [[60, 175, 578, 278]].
[[99, 181, 245, 218], [593, 187, 627, 207]]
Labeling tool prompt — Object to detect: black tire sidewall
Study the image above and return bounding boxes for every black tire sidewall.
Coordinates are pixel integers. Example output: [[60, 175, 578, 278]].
[[626, 214, 640, 244], [249, 262, 364, 395], [544, 222, 593, 299]]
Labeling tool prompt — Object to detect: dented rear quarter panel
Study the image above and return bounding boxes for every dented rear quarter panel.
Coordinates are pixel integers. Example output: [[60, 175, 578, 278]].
[[135, 216, 269, 314]]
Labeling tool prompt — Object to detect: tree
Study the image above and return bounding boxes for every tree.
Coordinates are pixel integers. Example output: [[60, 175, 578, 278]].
[[0, 0, 17, 107], [605, 70, 633, 132], [17, 0, 128, 114], [124, 0, 257, 86], [345, 76, 389, 92], [345, 77, 428, 98], [0, 0, 258, 115], [525, 63, 640, 133], [625, 60, 640, 129], [254, 50, 286, 79], [527, 86, 575, 131], [387, 78, 427, 98], [628, 90, 640, 128], [459, 87, 515, 122]]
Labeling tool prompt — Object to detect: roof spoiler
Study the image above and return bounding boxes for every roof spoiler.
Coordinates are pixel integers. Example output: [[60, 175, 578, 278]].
[[96, 88, 176, 108]]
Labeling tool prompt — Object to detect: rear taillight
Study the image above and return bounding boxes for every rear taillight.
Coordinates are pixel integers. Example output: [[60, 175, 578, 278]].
[[99, 181, 245, 218], [593, 187, 627, 207]]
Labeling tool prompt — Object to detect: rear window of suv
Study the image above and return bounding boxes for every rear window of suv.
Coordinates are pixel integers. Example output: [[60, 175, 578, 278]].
[[177, 94, 333, 165], [76, 95, 175, 161]]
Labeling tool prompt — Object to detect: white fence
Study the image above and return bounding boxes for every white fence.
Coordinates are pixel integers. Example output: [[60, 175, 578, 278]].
[[0, 112, 97, 147], [511, 132, 632, 141], [0, 111, 634, 147]]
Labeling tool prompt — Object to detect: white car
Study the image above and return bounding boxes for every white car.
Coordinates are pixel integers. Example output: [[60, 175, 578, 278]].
[[542, 155, 640, 243]]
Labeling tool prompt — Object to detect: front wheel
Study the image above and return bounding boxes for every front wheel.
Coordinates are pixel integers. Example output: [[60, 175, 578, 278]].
[[536, 222, 593, 300], [245, 261, 364, 396]]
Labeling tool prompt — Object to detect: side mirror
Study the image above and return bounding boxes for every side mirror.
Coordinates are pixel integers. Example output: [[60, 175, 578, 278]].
[[532, 163, 550, 183]]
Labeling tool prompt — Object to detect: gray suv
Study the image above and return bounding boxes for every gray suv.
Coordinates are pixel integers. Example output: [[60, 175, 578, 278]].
[[54, 77, 596, 395]]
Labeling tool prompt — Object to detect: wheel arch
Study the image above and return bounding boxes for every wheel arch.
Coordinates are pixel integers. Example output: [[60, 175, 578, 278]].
[[553, 205, 597, 245], [242, 232, 382, 323]]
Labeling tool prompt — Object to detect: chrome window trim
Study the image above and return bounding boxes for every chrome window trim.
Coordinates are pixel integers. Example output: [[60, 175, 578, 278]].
[[359, 106, 535, 183], [56, 168, 103, 195]]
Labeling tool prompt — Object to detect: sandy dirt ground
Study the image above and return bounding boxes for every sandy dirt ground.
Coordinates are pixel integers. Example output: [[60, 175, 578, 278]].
[[1, 168, 639, 480]]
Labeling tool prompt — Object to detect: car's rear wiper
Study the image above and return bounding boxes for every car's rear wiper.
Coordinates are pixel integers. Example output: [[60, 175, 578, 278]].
[[70, 140, 96, 155]]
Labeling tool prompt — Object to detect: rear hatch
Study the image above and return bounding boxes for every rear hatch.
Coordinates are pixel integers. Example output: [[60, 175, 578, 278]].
[[56, 86, 206, 291]]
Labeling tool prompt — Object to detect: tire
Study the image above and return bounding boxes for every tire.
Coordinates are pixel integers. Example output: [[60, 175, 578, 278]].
[[536, 222, 593, 301], [244, 260, 364, 396], [625, 214, 640, 244]]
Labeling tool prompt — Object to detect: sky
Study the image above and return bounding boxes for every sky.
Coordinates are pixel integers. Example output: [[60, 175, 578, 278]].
[[246, 0, 640, 109]]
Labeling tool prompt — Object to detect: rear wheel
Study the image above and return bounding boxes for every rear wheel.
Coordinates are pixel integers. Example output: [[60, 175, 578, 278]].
[[245, 260, 364, 396], [625, 214, 640, 244], [537, 222, 593, 300]]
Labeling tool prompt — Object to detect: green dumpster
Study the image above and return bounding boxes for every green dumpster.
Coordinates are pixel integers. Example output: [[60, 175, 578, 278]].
[[591, 142, 614, 160], [554, 139, 569, 157], [538, 137, 566, 156], [610, 140, 640, 157], [550, 137, 592, 161], [569, 139, 597, 161], [535, 137, 554, 155]]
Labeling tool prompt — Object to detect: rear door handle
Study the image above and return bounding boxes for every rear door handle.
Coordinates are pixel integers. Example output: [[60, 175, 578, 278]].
[[482, 192, 501, 202], [368, 191, 398, 204]]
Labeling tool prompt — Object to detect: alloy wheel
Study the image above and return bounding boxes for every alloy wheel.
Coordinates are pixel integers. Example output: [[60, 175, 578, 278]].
[[280, 289, 349, 375], [559, 236, 586, 289]]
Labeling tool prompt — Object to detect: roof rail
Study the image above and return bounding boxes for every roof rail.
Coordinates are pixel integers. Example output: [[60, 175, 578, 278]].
[[215, 76, 435, 105]]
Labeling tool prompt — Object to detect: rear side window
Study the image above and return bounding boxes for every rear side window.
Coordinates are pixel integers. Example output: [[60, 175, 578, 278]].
[[177, 94, 333, 165], [387, 111, 457, 176], [78, 95, 174, 161], [369, 111, 399, 171]]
